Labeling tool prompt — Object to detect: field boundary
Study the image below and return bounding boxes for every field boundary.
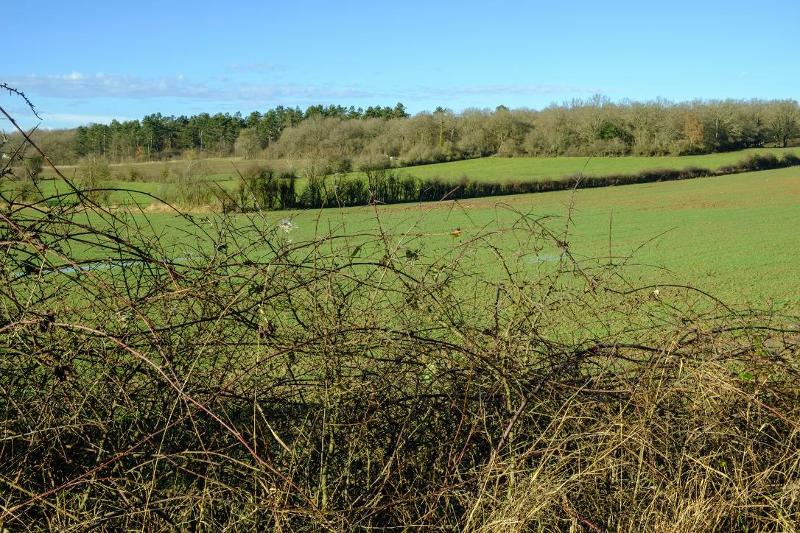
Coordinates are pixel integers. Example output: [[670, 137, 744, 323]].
[[13, 152, 800, 212], [223, 151, 800, 212]]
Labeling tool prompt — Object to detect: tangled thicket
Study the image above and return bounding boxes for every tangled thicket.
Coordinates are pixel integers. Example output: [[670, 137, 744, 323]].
[[1, 110, 800, 531]]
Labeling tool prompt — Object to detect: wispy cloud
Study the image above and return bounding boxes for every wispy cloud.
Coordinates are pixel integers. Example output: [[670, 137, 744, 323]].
[[3, 72, 376, 102], [43, 112, 134, 124], [5, 73, 598, 104]]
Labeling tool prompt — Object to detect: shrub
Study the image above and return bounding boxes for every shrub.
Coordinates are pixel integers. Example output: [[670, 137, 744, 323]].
[[742, 153, 781, 171], [127, 167, 143, 182], [7, 176, 43, 203], [236, 165, 278, 210], [157, 177, 220, 209], [22, 154, 43, 181], [330, 175, 369, 206], [782, 152, 800, 166], [299, 175, 326, 208], [76, 156, 112, 204]]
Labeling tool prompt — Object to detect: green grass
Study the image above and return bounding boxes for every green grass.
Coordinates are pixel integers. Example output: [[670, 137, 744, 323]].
[[16, 152, 799, 306], [112, 165, 800, 309], [3, 177, 241, 207], [377, 147, 800, 182]]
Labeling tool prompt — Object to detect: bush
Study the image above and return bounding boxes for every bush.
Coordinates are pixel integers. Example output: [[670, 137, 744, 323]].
[[158, 181, 220, 208], [126, 167, 143, 182], [22, 154, 44, 181], [278, 150, 800, 211], [742, 153, 781, 171], [7, 176, 43, 203], [76, 156, 112, 204], [330, 175, 369, 206], [782, 152, 800, 166]]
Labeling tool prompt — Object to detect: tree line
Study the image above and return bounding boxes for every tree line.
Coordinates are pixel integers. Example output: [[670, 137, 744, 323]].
[[12, 103, 410, 164], [8, 98, 800, 168], [267, 98, 800, 173]]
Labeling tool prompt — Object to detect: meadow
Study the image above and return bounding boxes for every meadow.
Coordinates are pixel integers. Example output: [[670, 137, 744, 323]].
[[6, 10, 800, 526], [368, 146, 800, 182], [122, 165, 800, 307], [39, 156, 276, 181]]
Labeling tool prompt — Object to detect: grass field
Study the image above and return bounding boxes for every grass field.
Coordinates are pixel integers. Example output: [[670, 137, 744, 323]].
[[110, 165, 800, 308], [383, 147, 800, 182], [39, 156, 295, 184], [33, 177, 238, 206], [15, 150, 800, 307], [11, 163, 800, 530], [38, 147, 800, 185]]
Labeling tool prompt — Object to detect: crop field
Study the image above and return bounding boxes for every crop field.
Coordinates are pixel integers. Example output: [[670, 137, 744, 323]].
[[362, 147, 800, 181], [90, 165, 800, 308], [39, 156, 281, 181], [11, 176, 238, 206], [12, 160, 795, 530]]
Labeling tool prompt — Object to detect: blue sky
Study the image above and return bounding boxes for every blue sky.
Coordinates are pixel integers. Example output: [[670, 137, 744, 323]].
[[3, 0, 799, 128]]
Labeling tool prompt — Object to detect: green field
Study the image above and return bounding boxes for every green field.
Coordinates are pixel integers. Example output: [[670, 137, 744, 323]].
[[40, 156, 282, 181], [383, 147, 800, 182], [16, 151, 800, 306], [114, 165, 800, 309], [17, 177, 238, 206], [10, 138, 800, 533]]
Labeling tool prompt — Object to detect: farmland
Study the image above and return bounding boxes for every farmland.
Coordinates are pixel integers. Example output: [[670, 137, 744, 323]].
[[76, 164, 800, 308], [364, 146, 800, 182], [6, 146, 800, 529]]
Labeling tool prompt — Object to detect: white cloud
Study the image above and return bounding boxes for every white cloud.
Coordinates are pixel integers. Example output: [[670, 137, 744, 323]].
[[43, 112, 133, 124], [4, 73, 597, 105], [2, 73, 603, 128], [3, 72, 375, 102]]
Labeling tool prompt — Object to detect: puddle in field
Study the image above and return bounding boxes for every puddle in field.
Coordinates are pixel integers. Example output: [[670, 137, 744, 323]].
[[13, 258, 187, 279], [54, 260, 140, 274], [526, 253, 562, 264]]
